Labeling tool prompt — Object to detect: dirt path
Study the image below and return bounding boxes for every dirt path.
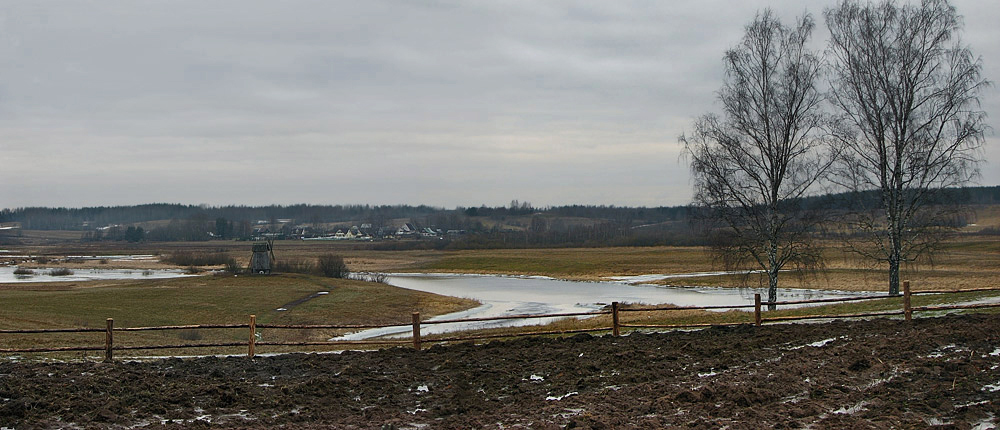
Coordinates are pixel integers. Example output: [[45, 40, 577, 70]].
[[272, 278, 338, 313], [2, 313, 999, 429]]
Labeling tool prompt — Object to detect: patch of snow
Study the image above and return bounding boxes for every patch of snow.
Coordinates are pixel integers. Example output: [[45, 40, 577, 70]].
[[790, 337, 841, 350], [317, 291, 329, 295], [956, 400, 991, 409], [697, 371, 718, 378], [989, 348, 1000, 357], [416, 385, 429, 393], [161, 407, 253, 425], [529, 374, 544, 382], [971, 414, 996, 430], [275, 308, 287, 311], [983, 383, 1000, 393], [781, 391, 809, 404], [407, 408, 427, 414], [833, 401, 869, 415], [546, 392, 578, 401]]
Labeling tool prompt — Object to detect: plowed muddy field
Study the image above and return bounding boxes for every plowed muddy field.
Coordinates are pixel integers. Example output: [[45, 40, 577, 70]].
[[2, 313, 999, 429]]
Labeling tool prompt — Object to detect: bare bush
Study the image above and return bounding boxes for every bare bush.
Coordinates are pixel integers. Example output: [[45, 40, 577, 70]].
[[224, 258, 243, 275], [317, 254, 349, 278], [48, 268, 74, 276]]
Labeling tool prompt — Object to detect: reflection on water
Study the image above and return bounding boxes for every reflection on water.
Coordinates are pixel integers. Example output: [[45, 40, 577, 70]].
[[0, 266, 194, 283], [333, 273, 879, 340]]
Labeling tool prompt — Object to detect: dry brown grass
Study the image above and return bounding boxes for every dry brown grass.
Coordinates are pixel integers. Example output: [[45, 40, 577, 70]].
[[7, 232, 1000, 292]]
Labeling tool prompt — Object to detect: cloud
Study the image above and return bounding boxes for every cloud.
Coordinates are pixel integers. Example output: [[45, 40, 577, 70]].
[[1, 0, 997, 208]]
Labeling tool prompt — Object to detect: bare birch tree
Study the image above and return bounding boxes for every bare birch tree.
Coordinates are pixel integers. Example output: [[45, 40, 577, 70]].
[[681, 10, 834, 307], [825, 0, 989, 295]]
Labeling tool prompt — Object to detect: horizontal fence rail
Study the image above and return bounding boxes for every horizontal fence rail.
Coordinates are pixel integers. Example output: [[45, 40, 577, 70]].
[[2, 280, 999, 359]]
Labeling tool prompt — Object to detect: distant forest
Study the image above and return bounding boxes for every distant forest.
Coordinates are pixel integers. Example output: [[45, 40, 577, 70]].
[[2, 186, 998, 248]]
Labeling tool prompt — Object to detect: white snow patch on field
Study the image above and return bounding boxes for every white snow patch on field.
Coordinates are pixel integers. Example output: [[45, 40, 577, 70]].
[[833, 400, 869, 415], [523, 374, 544, 383], [956, 400, 991, 408], [983, 383, 1000, 393], [971, 414, 997, 430], [790, 337, 842, 350], [546, 392, 578, 401]]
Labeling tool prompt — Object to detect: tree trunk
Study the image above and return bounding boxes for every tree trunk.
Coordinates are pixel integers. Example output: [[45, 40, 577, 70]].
[[767, 269, 779, 311], [888, 246, 901, 296]]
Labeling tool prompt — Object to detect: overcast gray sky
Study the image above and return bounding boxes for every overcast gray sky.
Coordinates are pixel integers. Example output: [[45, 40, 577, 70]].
[[2, 0, 997, 209]]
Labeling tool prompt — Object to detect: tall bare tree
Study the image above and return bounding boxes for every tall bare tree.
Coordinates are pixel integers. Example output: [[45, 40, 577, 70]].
[[825, 0, 989, 295], [682, 10, 834, 307]]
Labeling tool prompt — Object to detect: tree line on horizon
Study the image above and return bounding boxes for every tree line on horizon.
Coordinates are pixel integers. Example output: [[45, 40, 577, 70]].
[[0, 186, 998, 249]]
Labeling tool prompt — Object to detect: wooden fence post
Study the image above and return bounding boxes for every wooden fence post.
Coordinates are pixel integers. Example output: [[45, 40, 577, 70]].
[[903, 281, 912, 322], [104, 318, 114, 362], [412, 312, 421, 351], [612, 302, 620, 337], [248, 314, 256, 358], [754, 294, 762, 327]]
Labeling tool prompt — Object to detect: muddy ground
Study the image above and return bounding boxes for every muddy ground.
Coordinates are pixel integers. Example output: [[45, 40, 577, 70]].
[[2, 313, 999, 429]]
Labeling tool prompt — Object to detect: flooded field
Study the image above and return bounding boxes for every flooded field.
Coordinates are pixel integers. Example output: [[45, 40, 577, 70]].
[[0, 266, 194, 283], [336, 273, 878, 339]]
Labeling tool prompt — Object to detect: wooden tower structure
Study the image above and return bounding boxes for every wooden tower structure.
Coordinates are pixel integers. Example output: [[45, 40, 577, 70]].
[[250, 238, 275, 275]]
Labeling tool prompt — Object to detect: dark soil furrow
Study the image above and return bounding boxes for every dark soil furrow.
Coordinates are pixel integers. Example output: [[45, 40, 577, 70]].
[[1, 313, 998, 429]]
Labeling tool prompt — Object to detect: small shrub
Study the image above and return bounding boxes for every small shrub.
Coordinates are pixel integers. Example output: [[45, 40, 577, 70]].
[[317, 254, 349, 278], [36, 257, 50, 264], [48, 268, 74, 276], [184, 266, 202, 275], [142, 270, 153, 276], [99, 259, 109, 265], [13, 267, 34, 277], [224, 258, 243, 275]]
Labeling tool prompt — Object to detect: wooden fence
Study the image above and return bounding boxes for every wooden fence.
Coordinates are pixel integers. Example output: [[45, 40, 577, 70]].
[[2, 281, 999, 361]]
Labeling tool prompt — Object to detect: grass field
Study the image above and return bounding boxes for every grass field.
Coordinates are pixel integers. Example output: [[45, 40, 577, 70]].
[[3, 235, 999, 357], [0, 273, 476, 357]]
